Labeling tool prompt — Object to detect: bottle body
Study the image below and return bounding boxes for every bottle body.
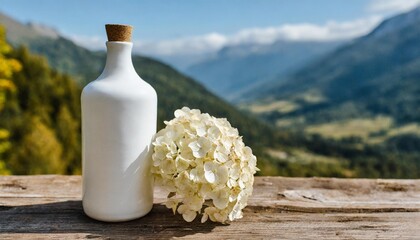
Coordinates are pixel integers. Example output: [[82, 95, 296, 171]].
[[81, 42, 157, 222]]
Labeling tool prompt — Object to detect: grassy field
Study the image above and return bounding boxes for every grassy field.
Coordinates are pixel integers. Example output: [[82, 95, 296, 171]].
[[304, 116, 420, 146], [295, 90, 326, 104], [244, 100, 300, 114], [368, 123, 420, 144], [265, 148, 354, 177], [267, 148, 342, 164], [305, 116, 393, 140]]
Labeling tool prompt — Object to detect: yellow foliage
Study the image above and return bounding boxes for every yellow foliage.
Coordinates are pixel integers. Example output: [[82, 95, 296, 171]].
[[10, 117, 65, 174], [0, 26, 11, 55], [0, 141, 11, 155], [0, 79, 16, 91], [0, 25, 22, 174], [0, 25, 21, 79], [0, 129, 9, 139], [0, 79, 16, 110], [0, 58, 22, 79], [0, 161, 11, 175]]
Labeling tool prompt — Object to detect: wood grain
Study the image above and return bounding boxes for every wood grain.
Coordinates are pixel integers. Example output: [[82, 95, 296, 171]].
[[0, 175, 419, 239]]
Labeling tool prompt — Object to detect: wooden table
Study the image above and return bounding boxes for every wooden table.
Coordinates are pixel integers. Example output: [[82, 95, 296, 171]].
[[0, 176, 419, 239]]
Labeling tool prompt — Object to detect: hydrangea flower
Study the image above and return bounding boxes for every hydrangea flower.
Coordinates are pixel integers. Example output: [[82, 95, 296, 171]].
[[152, 107, 258, 223]]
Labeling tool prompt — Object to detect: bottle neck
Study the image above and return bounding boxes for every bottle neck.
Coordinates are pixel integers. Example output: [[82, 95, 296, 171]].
[[102, 41, 136, 76]]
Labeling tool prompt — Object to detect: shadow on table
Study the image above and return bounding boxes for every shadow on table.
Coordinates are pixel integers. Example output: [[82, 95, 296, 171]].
[[0, 200, 224, 238]]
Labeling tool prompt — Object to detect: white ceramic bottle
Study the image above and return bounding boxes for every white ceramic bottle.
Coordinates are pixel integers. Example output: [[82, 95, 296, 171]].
[[81, 24, 157, 222]]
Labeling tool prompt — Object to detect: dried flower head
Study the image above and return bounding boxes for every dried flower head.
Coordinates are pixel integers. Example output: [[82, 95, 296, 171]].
[[152, 107, 258, 223]]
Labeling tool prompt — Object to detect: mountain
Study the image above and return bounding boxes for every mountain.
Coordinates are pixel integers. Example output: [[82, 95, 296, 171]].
[[240, 7, 420, 145], [185, 40, 342, 100], [0, 12, 104, 84], [237, 7, 420, 178], [0, 12, 59, 44], [152, 52, 217, 72]]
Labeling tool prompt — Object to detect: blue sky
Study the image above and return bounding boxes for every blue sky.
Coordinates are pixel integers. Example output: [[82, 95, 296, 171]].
[[1, 0, 370, 39], [1, 0, 419, 56]]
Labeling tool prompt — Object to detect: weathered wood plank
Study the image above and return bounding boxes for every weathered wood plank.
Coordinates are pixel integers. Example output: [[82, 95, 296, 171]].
[[0, 175, 419, 239]]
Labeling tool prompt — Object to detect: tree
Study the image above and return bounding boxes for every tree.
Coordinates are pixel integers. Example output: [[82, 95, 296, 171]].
[[56, 105, 81, 174], [0, 25, 21, 174], [9, 116, 65, 174], [0, 25, 82, 174]]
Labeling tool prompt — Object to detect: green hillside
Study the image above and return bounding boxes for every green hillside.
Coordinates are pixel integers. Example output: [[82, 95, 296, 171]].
[[237, 8, 420, 177], [243, 8, 420, 124], [186, 41, 341, 100]]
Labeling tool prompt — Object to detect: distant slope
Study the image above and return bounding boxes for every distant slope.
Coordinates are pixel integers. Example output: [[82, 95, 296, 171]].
[[186, 40, 341, 100], [1, 12, 104, 83], [244, 7, 420, 126], [0, 12, 58, 44]]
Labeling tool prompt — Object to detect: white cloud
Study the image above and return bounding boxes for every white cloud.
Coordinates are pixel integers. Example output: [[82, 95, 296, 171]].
[[368, 0, 420, 14], [66, 0, 420, 58], [70, 16, 383, 56], [229, 16, 382, 44], [69, 35, 106, 51], [137, 16, 382, 56], [135, 33, 228, 56]]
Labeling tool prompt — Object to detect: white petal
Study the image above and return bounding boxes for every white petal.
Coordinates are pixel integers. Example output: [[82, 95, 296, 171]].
[[229, 194, 237, 202], [189, 168, 198, 181], [239, 180, 245, 189], [187, 196, 203, 211], [201, 213, 209, 223], [177, 204, 188, 214], [204, 162, 216, 171], [214, 146, 228, 163], [216, 165, 229, 184], [188, 141, 200, 152], [208, 126, 221, 140], [213, 195, 229, 209], [188, 137, 211, 158], [192, 122, 207, 137], [154, 136, 165, 145], [174, 108, 189, 118], [214, 212, 227, 223], [230, 164, 240, 179], [199, 184, 212, 197], [205, 171, 216, 184], [243, 146, 252, 156], [165, 199, 179, 214], [182, 210, 197, 222]]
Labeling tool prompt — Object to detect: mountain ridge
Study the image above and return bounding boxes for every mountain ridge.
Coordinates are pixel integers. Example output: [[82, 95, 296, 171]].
[[241, 6, 420, 130], [186, 40, 342, 100], [0, 12, 58, 43]]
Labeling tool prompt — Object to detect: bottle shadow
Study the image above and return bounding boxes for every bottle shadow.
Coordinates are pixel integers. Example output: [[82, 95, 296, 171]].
[[0, 200, 224, 238]]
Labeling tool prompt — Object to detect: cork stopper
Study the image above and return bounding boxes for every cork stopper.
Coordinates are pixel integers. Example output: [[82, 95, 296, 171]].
[[105, 24, 133, 42]]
